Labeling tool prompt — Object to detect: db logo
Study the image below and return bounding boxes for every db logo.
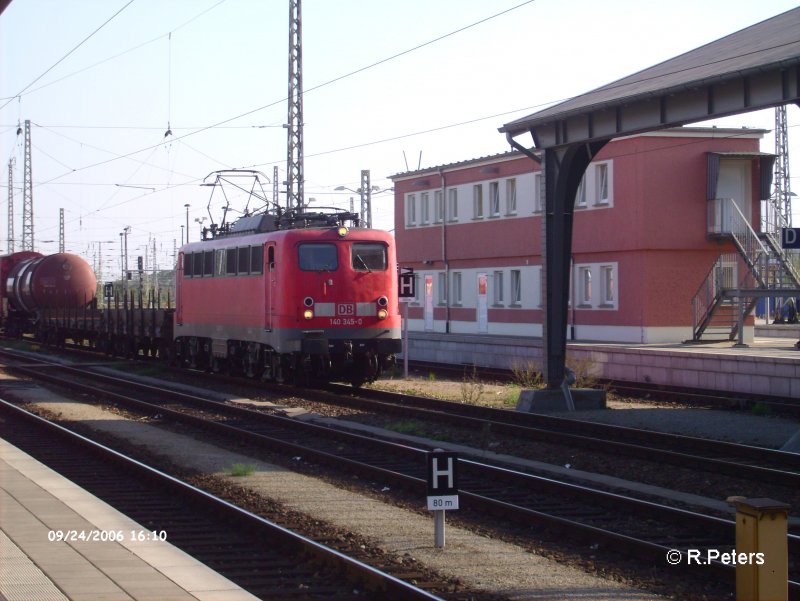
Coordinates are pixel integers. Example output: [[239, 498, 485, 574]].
[[336, 303, 355, 316]]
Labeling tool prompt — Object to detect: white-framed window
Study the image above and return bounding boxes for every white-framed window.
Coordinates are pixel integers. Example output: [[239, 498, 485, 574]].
[[600, 264, 616, 306], [406, 193, 416, 226], [538, 268, 545, 308], [473, 184, 483, 219], [573, 160, 614, 210], [420, 192, 429, 225], [448, 188, 458, 222], [437, 272, 447, 304], [452, 271, 463, 305], [579, 266, 592, 305], [489, 181, 500, 217], [575, 176, 587, 208], [595, 163, 610, 205], [493, 270, 504, 305], [533, 172, 543, 213], [434, 190, 444, 223], [506, 178, 517, 215], [510, 269, 522, 305], [411, 273, 421, 303]]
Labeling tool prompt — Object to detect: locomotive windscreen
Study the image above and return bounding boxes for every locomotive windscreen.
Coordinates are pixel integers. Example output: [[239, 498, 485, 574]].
[[351, 243, 387, 271], [298, 243, 338, 271]]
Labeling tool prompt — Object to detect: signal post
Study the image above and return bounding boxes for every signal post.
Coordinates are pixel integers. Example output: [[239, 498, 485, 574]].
[[426, 450, 459, 548]]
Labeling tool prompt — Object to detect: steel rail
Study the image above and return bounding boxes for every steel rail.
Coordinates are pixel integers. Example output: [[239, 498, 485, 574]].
[[0, 398, 445, 601], [2, 352, 798, 596], [320, 383, 800, 487]]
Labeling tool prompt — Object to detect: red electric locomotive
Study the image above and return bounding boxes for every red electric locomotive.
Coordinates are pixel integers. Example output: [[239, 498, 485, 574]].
[[175, 209, 402, 387]]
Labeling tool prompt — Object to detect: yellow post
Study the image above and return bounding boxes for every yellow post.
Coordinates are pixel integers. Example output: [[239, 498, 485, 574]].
[[735, 498, 789, 601]]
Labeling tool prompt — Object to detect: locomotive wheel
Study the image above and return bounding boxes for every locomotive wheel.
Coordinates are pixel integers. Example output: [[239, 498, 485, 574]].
[[350, 352, 378, 388], [291, 355, 311, 387]]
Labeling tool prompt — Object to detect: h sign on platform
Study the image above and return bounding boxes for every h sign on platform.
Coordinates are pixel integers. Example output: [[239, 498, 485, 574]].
[[426, 450, 459, 510], [782, 228, 800, 249]]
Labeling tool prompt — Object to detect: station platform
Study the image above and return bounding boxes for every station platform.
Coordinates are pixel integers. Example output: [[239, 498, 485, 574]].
[[0, 438, 258, 601], [405, 330, 800, 399]]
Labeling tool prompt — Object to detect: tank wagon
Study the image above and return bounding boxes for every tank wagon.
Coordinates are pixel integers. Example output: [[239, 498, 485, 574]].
[[0, 250, 172, 356], [1, 252, 98, 337]]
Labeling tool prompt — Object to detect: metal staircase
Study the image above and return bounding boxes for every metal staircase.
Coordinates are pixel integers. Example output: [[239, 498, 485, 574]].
[[691, 197, 800, 342]]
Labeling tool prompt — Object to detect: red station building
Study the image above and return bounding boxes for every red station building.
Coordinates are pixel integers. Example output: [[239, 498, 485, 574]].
[[390, 127, 785, 344]]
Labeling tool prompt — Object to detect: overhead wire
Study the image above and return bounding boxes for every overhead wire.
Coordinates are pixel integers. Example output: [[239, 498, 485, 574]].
[[31, 0, 542, 188], [0, 0, 228, 103], [9, 1, 799, 241], [0, 0, 137, 111]]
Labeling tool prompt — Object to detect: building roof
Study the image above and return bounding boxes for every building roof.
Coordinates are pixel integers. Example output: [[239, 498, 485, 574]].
[[389, 150, 526, 181], [500, 7, 800, 145], [389, 126, 766, 181]]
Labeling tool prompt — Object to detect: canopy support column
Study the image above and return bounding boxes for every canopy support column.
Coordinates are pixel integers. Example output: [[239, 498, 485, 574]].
[[540, 140, 608, 388]]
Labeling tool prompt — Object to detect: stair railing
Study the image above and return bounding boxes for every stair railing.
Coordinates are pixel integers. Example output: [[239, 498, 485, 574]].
[[691, 252, 738, 339], [708, 197, 773, 285], [758, 204, 800, 287]]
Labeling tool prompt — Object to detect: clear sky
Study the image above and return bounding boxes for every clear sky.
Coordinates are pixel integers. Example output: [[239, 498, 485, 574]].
[[1, 0, 798, 279]]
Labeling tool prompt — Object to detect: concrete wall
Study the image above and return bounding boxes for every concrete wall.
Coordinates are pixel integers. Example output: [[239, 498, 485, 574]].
[[404, 331, 800, 399]]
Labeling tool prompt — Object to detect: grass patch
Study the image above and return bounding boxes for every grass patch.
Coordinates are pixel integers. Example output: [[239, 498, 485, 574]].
[[501, 383, 522, 407], [227, 463, 258, 477], [460, 365, 486, 405], [384, 420, 426, 437]]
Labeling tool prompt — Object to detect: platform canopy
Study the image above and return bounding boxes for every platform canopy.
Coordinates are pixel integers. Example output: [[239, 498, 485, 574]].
[[501, 7, 800, 148], [498, 7, 800, 394]]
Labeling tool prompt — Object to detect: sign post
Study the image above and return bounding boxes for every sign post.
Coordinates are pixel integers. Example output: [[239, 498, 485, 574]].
[[426, 450, 459, 548], [398, 268, 415, 379]]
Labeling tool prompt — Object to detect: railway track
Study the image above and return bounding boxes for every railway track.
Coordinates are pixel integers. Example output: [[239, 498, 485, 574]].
[[2, 349, 798, 597], [9, 341, 796, 489], [321, 382, 800, 488], [0, 399, 445, 601]]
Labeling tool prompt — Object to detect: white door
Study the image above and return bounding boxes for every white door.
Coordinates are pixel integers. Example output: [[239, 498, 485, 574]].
[[424, 275, 434, 331], [717, 160, 752, 232]]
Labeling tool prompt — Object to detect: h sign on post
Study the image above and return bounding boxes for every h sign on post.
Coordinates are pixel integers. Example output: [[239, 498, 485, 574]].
[[426, 450, 459, 510], [782, 228, 800, 250], [398, 267, 415, 301]]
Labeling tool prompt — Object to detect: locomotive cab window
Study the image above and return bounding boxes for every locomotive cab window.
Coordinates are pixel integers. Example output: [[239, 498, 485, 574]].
[[298, 243, 338, 271], [192, 252, 204, 277], [215, 249, 226, 276], [203, 251, 214, 277], [183, 253, 193, 278], [237, 247, 251, 274], [351, 243, 387, 271], [226, 248, 237, 275], [250, 245, 263, 274]]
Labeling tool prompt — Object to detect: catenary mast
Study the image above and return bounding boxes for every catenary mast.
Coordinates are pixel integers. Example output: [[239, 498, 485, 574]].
[[6, 158, 14, 253], [774, 105, 792, 226], [286, 0, 304, 211], [21, 120, 33, 251]]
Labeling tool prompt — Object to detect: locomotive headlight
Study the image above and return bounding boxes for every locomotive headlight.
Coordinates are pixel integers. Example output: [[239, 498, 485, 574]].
[[377, 308, 388, 320], [377, 296, 388, 307], [337, 226, 348, 237], [303, 309, 314, 320]]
